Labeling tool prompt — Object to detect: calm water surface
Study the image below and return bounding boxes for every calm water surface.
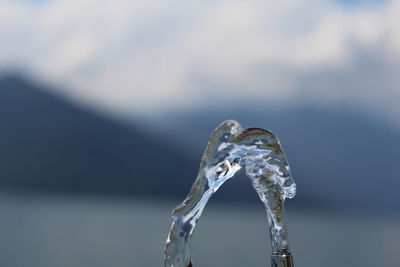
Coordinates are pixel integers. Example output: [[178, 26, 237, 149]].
[[0, 194, 398, 267]]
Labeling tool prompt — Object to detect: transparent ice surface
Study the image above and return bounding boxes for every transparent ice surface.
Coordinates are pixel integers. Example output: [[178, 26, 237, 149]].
[[164, 120, 296, 267]]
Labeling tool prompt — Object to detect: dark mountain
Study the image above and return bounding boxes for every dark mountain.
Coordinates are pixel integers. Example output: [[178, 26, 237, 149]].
[[0, 74, 198, 199], [142, 104, 400, 211], [2, 73, 399, 212]]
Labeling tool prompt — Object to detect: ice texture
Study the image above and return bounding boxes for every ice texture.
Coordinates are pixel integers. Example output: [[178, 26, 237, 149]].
[[164, 120, 296, 267]]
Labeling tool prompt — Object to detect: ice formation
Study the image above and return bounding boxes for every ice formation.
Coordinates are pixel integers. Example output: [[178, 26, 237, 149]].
[[165, 120, 296, 267]]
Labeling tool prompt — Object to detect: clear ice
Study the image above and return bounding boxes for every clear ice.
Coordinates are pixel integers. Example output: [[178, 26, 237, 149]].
[[164, 120, 296, 267]]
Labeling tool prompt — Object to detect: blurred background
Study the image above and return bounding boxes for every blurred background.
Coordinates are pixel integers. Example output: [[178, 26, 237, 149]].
[[0, 0, 400, 266]]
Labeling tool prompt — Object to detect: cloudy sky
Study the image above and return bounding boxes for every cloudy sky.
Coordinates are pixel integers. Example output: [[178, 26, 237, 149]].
[[0, 0, 399, 123]]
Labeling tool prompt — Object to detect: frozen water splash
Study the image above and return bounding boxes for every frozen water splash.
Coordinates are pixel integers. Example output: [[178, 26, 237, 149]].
[[164, 120, 296, 267]]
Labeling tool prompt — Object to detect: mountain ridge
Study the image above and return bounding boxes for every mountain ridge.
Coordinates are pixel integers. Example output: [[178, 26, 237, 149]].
[[0, 74, 197, 200], [2, 73, 399, 212]]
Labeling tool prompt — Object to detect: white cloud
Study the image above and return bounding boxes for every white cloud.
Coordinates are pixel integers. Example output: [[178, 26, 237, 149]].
[[0, 0, 399, 123]]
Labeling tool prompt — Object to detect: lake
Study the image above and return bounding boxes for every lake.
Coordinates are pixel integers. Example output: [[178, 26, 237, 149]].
[[0, 194, 398, 267]]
